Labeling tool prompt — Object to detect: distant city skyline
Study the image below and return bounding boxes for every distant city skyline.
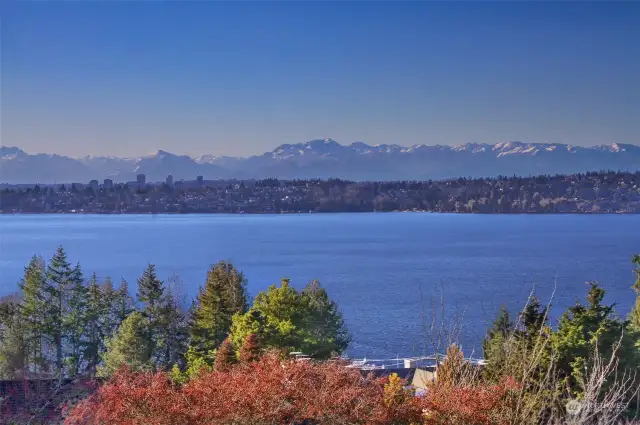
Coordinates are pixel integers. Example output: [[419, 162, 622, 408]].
[[4, 2, 639, 157]]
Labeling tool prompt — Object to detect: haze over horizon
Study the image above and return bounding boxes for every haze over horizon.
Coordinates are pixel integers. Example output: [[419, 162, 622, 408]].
[[4, 2, 639, 158], [3, 138, 640, 160]]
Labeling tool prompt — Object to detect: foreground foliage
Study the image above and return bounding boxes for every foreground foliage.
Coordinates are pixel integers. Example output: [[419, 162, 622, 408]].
[[66, 350, 525, 425], [3, 249, 640, 424]]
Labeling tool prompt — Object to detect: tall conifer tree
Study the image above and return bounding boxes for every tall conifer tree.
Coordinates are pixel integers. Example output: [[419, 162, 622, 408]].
[[301, 280, 350, 358], [137, 264, 163, 309], [159, 292, 188, 369], [19, 256, 48, 375], [64, 262, 86, 376], [189, 261, 248, 361], [116, 278, 134, 325], [46, 246, 76, 376], [84, 273, 104, 376], [137, 264, 164, 361], [0, 298, 27, 378]]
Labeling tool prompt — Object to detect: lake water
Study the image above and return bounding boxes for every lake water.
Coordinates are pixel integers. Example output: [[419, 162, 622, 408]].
[[0, 214, 638, 359]]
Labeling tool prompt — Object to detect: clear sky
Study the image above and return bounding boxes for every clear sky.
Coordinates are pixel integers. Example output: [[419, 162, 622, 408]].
[[3, 1, 639, 158]]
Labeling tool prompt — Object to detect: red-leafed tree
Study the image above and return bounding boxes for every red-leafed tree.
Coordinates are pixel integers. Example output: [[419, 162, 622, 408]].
[[238, 333, 261, 363], [213, 338, 236, 372]]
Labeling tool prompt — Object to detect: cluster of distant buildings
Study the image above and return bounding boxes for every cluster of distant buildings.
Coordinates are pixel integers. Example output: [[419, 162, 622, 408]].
[[0, 173, 210, 192], [85, 173, 205, 191], [1, 171, 639, 214]]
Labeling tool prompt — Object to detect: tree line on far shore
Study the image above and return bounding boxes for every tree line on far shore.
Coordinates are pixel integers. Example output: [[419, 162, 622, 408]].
[[2, 170, 639, 214]]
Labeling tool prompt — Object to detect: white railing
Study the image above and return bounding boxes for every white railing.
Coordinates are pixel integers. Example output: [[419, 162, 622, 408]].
[[290, 352, 487, 370], [341, 354, 486, 370]]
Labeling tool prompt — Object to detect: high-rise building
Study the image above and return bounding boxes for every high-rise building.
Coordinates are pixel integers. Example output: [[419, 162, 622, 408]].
[[197, 175, 204, 186], [103, 179, 113, 189], [137, 174, 146, 185], [166, 175, 174, 186]]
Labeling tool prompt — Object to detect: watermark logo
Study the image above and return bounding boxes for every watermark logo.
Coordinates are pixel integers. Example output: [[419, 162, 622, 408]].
[[565, 400, 582, 416], [565, 399, 627, 416]]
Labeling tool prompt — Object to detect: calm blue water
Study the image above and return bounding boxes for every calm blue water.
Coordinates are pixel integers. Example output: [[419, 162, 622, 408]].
[[0, 214, 638, 358]]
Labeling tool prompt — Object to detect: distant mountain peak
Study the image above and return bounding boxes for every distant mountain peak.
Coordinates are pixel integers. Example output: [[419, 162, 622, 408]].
[[2, 140, 639, 184], [305, 138, 340, 146], [0, 146, 26, 160], [1, 146, 26, 154], [149, 149, 175, 158]]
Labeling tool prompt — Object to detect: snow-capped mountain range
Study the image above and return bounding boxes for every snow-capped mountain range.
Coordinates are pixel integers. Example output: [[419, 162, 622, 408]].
[[1, 139, 639, 184]]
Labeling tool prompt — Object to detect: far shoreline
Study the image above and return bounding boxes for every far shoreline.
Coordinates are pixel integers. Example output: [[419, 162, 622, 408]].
[[2, 210, 638, 215]]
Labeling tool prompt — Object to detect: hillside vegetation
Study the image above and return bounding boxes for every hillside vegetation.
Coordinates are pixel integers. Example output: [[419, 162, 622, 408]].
[[1, 171, 639, 214]]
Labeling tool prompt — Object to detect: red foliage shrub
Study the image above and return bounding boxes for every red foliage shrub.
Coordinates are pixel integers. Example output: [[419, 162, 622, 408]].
[[421, 376, 520, 425], [64, 350, 521, 425], [64, 369, 190, 425], [64, 351, 423, 425], [185, 352, 423, 425]]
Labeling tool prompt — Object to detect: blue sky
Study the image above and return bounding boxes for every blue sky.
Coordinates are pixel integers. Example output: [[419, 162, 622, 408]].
[[3, 1, 639, 157]]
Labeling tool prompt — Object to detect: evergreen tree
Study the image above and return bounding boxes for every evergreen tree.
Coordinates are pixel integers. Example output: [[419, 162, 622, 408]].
[[229, 279, 349, 359], [63, 262, 87, 376], [0, 297, 26, 379], [482, 306, 516, 381], [214, 338, 236, 372], [155, 292, 188, 370], [84, 273, 104, 376], [482, 306, 514, 358], [115, 278, 134, 326], [103, 275, 114, 295], [19, 256, 49, 375], [136, 264, 164, 362], [99, 312, 151, 377], [97, 276, 133, 347], [183, 345, 213, 380], [135, 265, 188, 370], [169, 363, 188, 385], [301, 280, 350, 358], [189, 261, 248, 362], [520, 296, 548, 337], [553, 282, 639, 396], [137, 264, 163, 309], [101, 276, 117, 335], [45, 246, 77, 376], [230, 279, 301, 355], [230, 308, 271, 353]]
